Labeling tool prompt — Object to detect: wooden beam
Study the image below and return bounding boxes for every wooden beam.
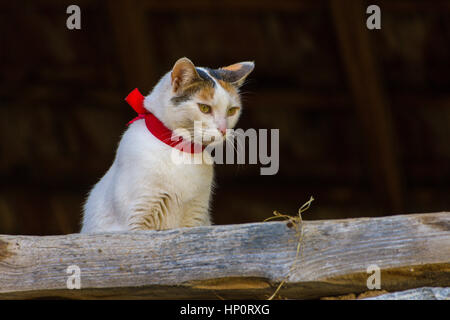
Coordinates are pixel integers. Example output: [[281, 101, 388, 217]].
[[364, 287, 449, 300], [107, 0, 157, 90], [330, 0, 405, 213], [0, 212, 448, 299]]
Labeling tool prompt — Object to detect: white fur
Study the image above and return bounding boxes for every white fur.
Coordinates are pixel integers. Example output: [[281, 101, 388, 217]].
[[81, 69, 241, 233]]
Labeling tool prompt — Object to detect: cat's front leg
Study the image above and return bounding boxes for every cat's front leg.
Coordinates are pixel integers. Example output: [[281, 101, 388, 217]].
[[127, 192, 182, 231], [181, 194, 212, 228]]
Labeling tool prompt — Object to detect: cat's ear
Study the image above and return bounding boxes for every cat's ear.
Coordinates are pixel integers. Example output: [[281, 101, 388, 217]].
[[218, 61, 255, 87], [171, 57, 201, 92]]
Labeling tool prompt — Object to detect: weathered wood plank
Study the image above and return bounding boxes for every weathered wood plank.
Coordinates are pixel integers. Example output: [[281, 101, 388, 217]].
[[0, 212, 449, 299], [364, 287, 450, 300]]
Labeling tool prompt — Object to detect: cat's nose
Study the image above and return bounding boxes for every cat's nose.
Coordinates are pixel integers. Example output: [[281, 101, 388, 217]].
[[216, 119, 227, 137]]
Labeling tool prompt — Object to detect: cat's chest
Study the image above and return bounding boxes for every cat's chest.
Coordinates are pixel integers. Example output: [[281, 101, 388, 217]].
[[120, 123, 214, 199], [166, 155, 213, 197], [137, 147, 214, 200]]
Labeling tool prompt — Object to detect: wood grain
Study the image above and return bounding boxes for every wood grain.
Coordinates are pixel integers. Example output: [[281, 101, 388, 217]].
[[364, 287, 449, 300], [0, 212, 449, 299]]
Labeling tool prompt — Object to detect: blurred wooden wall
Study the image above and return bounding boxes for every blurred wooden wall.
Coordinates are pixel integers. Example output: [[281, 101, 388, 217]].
[[0, 0, 449, 235]]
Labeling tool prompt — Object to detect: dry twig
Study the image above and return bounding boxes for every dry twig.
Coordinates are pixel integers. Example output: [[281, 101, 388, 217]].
[[263, 196, 314, 300]]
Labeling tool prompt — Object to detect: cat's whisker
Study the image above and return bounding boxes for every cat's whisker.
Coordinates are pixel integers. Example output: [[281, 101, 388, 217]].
[[227, 132, 247, 171]]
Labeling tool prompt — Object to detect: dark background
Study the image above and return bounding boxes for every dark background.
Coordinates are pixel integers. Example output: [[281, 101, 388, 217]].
[[0, 0, 449, 235]]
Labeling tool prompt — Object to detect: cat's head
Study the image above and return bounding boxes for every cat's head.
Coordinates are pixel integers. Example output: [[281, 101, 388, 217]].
[[155, 57, 254, 146]]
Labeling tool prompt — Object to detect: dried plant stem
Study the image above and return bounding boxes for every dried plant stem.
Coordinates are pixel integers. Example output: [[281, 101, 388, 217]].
[[263, 196, 314, 300]]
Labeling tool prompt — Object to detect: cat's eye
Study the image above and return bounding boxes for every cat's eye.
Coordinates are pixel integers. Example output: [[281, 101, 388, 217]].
[[227, 107, 240, 117], [198, 103, 212, 114]]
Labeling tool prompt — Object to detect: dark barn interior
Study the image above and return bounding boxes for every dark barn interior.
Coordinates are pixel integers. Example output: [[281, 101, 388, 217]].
[[0, 0, 449, 235]]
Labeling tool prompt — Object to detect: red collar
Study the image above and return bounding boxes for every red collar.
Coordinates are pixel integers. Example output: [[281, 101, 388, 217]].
[[125, 88, 204, 154]]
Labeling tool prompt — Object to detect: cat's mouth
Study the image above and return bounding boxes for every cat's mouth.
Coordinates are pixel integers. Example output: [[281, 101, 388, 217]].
[[192, 129, 225, 146], [172, 127, 225, 146], [200, 133, 225, 146]]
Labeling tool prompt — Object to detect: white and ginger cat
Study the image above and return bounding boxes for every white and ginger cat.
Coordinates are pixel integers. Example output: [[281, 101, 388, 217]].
[[81, 57, 254, 233]]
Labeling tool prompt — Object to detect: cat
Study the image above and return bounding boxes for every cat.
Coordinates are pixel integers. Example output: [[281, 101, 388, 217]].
[[81, 57, 254, 233]]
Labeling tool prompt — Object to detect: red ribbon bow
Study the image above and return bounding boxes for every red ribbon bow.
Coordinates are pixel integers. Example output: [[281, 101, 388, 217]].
[[125, 88, 204, 154]]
